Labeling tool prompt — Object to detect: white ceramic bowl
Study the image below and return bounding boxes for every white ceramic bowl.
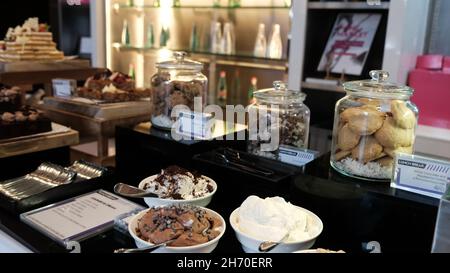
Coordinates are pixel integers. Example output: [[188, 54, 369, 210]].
[[128, 207, 226, 253], [229, 206, 323, 253], [138, 175, 217, 208]]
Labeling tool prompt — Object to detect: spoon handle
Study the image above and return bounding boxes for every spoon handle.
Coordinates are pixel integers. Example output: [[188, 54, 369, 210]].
[[114, 242, 170, 254]]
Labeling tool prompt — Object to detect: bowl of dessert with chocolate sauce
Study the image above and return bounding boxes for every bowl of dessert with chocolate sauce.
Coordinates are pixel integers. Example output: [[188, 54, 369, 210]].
[[138, 166, 217, 208], [128, 205, 226, 253]]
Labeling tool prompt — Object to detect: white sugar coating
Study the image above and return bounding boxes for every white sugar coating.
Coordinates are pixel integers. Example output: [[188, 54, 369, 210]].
[[335, 158, 392, 180]]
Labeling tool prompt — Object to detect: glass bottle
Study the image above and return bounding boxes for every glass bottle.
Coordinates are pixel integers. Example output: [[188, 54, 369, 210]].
[[211, 22, 222, 54], [228, 0, 241, 8], [232, 69, 241, 104], [173, 0, 181, 7], [121, 20, 130, 46], [267, 24, 283, 59], [129, 64, 136, 80], [190, 24, 199, 52], [248, 77, 258, 105], [160, 27, 170, 47], [254, 23, 267, 58], [217, 71, 228, 106], [330, 70, 419, 181], [146, 23, 155, 48], [221, 22, 234, 55]]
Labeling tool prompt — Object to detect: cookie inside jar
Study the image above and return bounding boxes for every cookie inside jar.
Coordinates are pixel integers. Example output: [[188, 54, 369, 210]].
[[331, 71, 419, 181], [150, 52, 208, 130]]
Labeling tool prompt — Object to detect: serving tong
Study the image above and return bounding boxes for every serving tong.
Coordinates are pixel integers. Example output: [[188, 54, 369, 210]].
[[214, 148, 275, 176], [68, 160, 107, 181], [0, 163, 76, 201], [0, 161, 106, 201]]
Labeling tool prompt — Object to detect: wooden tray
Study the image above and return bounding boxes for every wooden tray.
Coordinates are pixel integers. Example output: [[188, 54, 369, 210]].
[[0, 124, 79, 159]]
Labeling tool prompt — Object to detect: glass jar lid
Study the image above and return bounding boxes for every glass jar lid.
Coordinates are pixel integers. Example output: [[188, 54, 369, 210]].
[[254, 81, 306, 104], [343, 70, 414, 99], [156, 51, 204, 71]]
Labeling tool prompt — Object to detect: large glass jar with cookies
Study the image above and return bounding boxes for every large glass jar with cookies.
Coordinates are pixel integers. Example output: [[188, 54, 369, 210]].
[[150, 52, 208, 130], [331, 70, 418, 181]]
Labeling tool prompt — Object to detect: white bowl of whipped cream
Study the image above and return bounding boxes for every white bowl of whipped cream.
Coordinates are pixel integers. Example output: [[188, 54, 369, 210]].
[[138, 166, 217, 208], [230, 196, 323, 253]]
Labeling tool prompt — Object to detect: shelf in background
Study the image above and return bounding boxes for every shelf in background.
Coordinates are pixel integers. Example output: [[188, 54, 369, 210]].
[[301, 81, 345, 93], [116, 4, 290, 10], [308, 1, 390, 10], [112, 43, 288, 71]]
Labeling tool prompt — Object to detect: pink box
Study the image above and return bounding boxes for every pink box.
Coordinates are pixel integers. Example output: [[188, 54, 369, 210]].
[[409, 69, 450, 129], [443, 57, 450, 73], [416, 55, 443, 70]]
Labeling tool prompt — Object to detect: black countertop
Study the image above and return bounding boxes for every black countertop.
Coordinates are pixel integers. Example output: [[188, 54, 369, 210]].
[[0, 152, 439, 253], [0, 125, 440, 253]]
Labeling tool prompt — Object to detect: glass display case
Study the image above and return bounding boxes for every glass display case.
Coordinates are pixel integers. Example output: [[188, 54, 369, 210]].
[[105, 0, 291, 106]]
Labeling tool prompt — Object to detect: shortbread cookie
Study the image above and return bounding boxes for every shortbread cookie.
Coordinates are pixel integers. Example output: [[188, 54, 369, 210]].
[[377, 156, 394, 168], [341, 105, 385, 136], [375, 117, 414, 148], [384, 146, 413, 158], [351, 136, 384, 163], [335, 150, 352, 161], [391, 100, 416, 129], [338, 124, 361, 151]]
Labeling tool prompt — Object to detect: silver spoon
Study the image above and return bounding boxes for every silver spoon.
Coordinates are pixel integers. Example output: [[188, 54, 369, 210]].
[[113, 183, 159, 198], [114, 239, 176, 254], [259, 233, 290, 253], [258, 241, 281, 253]]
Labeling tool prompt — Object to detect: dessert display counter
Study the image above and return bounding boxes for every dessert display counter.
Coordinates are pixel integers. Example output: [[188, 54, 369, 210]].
[[0, 124, 78, 159], [0, 125, 79, 183], [39, 97, 152, 165], [0, 60, 102, 96], [0, 125, 439, 254]]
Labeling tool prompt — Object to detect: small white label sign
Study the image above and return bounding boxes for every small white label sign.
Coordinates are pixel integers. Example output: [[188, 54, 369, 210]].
[[278, 146, 318, 167], [52, 79, 76, 97], [392, 153, 450, 199], [176, 110, 214, 140]]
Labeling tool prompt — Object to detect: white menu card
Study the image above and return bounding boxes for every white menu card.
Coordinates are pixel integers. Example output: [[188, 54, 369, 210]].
[[20, 190, 142, 245]]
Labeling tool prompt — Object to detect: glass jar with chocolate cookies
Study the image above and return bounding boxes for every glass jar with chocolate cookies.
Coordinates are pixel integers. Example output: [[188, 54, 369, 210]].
[[248, 81, 310, 159], [150, 52, 208, 130], [331, 70, 419, 181]]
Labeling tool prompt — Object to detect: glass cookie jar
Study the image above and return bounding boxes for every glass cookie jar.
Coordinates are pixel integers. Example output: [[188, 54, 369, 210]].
[[150, 52, 208, 130], [248, 81, 310, 159], [331, 70, 419, 181]]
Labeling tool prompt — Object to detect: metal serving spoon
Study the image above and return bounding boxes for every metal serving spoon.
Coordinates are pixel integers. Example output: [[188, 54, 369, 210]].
[[258, 233, 290, 253], [113, 183, 159, 198], [114, 239, 176, 254]]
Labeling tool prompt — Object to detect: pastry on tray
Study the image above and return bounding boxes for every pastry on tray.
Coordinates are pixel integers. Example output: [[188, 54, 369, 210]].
[[76, 69, 151, 103], [0, 106, 52, 140], [0, 85, 22, 113], [0, 17, 64, 62]]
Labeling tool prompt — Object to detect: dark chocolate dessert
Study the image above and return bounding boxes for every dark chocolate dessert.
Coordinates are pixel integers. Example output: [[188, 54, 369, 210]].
[[0, 85, 21, 113], [76, 69, 150, 103], [136, 205, 222, 247], [0, 106, 52, 140]]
